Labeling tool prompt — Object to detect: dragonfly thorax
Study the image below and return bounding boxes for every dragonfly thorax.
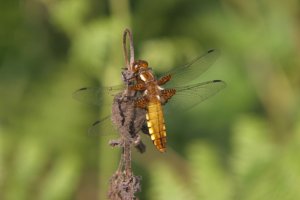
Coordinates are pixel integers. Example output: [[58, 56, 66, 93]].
[[139, 70, 155, 83]]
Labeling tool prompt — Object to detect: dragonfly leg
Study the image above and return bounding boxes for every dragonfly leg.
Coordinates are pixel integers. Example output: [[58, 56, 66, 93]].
[[135, 96, 149, 109], [129, 83, 147, 91], [161, 89, 176, 104], [157, 74, 171, 85], [141, 122, 150, 135]]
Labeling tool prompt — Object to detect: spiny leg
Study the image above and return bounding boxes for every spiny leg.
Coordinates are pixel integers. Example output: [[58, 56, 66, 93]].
[[135, 96, 149, 109], [161, 89, 176, 104], [157, 75, 171, 85], [129, 83, 147, 91]]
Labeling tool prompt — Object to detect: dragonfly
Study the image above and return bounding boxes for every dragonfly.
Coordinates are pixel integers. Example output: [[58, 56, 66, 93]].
[[73, 49, 226, 153]]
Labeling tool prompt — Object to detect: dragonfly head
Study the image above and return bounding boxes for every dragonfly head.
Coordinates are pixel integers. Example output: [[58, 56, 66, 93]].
[[132, 60, 149, 72], [132, 59, 155, 83]]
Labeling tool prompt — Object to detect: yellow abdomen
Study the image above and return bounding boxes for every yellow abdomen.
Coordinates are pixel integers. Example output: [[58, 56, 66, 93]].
[[146, 101, 167, 152]]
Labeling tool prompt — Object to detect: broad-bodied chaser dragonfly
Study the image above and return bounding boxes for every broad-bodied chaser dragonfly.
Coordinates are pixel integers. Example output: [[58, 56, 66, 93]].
[[73, 48, 226, 153]]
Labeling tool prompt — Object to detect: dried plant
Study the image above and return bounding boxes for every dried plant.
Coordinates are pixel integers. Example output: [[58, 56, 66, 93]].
[[107, 29, 146, 200]]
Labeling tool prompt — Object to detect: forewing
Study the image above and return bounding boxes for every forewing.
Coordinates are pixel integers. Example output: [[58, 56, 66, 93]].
[[164, 80, 226, 112], [72, 84, 125, 106], [88, 115, 147, 153], [164, 49, 220, 87], [88, 116, 116, 137]]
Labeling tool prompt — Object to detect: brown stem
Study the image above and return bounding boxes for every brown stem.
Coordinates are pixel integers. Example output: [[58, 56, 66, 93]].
[[123, 28, 135, 70], [108, 29, 144, 200]]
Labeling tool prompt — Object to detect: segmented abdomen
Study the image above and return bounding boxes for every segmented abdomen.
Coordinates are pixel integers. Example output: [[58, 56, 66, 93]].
[[146, 101, 167, 152]]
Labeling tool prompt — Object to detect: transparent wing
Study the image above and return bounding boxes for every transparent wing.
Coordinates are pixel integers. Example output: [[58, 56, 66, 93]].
[[72, 84, 125, 106], [88, 116, 115, 137], [87, 107, 147, 137], [88, 113, 147, 153], [89, 115, 147, 153], [164, 80, 226, 112], [164, 49, 220, 87]]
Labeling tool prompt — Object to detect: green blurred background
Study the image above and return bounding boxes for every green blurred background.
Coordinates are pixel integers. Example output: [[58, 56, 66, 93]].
[[1, 0, 300, 199]]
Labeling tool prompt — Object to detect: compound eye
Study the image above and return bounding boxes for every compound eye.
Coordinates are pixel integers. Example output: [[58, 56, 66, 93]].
[[131, 63, 139, 72], [132, 60, 148, 72], [140, 60, 148, 68]]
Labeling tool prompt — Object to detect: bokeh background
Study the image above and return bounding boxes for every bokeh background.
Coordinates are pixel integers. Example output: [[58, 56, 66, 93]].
[[1, 0, 300, 199]]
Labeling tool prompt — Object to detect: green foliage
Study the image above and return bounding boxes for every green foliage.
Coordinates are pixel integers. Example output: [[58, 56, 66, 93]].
[[1, 0, 300, 199]]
